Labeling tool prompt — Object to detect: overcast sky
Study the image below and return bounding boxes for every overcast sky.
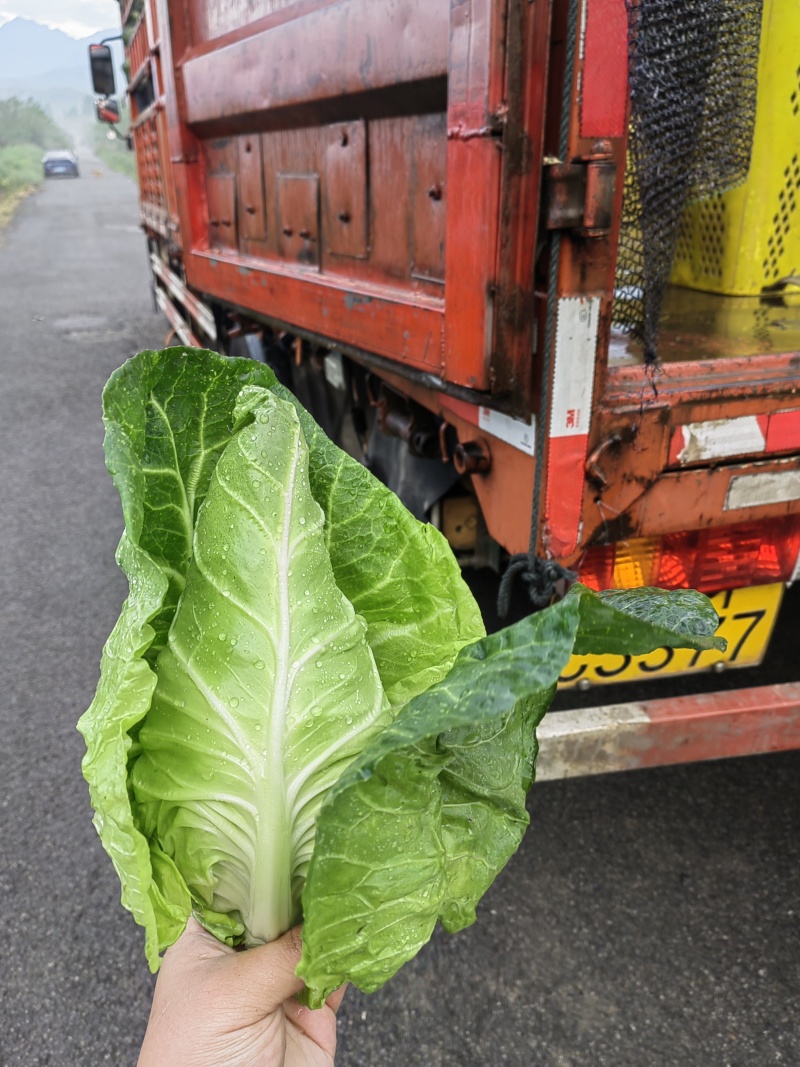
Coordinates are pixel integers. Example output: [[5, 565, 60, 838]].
[[0, 0, 119, 37]]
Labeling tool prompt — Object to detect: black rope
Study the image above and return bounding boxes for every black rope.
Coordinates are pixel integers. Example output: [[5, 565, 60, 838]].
[[498, 0, 580, 618], [498, 554, 577, 616]]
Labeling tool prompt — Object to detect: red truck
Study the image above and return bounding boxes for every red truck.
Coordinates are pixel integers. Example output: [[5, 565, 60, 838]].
[[90, 0, 800, 775]]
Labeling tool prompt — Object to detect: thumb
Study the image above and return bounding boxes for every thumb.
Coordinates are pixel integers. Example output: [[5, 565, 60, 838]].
[[215, 926, 306, 1018]]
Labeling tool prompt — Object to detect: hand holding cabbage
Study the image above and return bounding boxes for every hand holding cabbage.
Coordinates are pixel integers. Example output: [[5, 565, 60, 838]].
[[79, 348, 724, 1007]]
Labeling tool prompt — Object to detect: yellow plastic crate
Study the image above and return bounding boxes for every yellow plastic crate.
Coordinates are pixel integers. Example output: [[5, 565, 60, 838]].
[[670, 0, 800, 296]]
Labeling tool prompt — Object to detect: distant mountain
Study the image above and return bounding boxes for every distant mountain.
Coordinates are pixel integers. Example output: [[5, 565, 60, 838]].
[[0, 18, 126, 120], [0, 18, 120, 81]]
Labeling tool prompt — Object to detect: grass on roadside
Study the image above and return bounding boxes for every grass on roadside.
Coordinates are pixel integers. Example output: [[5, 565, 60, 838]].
[[0, 143, 42, 189], [0, 143, 44, 232], [93, 126, 139, 183], [0, 100, 74, 231]]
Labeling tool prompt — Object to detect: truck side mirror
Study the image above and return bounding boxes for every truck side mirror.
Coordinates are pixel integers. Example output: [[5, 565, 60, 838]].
[[96, 98, 121, 124], [89, 43, 116, 97]]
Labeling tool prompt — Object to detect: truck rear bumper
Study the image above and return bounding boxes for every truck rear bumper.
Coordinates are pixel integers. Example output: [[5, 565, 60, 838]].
[[536, 682, 800, 779]]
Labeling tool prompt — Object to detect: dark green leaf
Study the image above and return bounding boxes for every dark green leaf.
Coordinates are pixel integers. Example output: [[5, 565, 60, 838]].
[[297, 581, 726, 1005]]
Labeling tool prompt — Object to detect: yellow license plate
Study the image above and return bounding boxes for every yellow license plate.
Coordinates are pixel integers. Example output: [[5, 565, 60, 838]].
[[558, 583, 783, 688]]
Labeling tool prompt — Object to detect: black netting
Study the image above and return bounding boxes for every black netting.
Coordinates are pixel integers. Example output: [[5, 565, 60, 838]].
[[613, 0, 764, 364]]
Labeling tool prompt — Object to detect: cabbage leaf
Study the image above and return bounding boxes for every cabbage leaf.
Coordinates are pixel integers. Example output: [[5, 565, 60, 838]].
[[132, 392, 391, 945]]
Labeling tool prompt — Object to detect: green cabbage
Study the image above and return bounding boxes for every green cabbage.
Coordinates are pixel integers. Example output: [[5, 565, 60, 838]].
[[79, 347, 725, 1008]]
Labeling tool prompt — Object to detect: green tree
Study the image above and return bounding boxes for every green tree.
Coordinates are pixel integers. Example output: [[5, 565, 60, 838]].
[[0, 97, 72, 151]]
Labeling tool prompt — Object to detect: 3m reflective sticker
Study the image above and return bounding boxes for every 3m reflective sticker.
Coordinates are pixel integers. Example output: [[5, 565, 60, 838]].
[[671, 410, 800, 467], [478, 407, 535, 455], [678, 416, 766, 464], [765, 409, 800, 454], [551, 297, 600, 438], [545, 436, 589, 556], [545, 297, 600, 555], [725, 469, 800, 510]]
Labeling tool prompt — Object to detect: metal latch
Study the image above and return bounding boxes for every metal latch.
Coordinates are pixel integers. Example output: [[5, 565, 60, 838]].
[[543, 155, 617, 237]]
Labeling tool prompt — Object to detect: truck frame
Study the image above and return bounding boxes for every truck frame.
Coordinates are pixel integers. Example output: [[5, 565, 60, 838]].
[[94, 0, 800, 775]]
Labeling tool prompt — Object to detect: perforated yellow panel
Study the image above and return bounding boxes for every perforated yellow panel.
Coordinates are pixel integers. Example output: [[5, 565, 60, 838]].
[[671, 2, 800, 295], [764, 148, 800, 284]]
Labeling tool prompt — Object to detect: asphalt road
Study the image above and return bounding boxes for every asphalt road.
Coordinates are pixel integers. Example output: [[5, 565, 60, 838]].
[[1, 157, 797, 1067]]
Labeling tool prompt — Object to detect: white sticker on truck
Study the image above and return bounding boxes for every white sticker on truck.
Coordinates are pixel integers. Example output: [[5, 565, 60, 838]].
[[551, 297, 600, 438], [724, 469, 800, 510], [478, 407, 536, 455], [678, 416, 766, 463]]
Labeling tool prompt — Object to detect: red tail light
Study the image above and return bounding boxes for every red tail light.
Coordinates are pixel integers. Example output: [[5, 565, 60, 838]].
[[578, 516, 800, 594]]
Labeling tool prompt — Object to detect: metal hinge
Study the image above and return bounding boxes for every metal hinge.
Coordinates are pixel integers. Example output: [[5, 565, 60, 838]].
[[542, 154, 617, 237]]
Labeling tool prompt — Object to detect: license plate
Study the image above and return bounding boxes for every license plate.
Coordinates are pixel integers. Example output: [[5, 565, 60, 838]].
[[558, 583, 783, 688]]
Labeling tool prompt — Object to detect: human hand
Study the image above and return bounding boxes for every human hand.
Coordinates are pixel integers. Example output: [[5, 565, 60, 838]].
[[138, 918, 344, 1067]]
